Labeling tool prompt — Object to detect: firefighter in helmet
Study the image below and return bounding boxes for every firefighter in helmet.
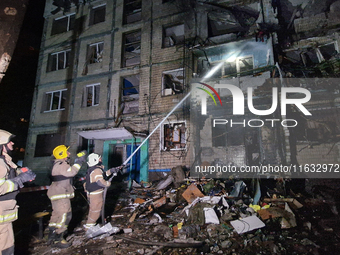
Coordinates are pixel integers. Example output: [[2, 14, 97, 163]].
[[46, 145, 87, 248], [0, 129, 36, 255], [83, 153, 122, 230]]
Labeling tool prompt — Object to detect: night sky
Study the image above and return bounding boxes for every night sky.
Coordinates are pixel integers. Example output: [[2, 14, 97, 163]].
[[0, 0, 45, 156]]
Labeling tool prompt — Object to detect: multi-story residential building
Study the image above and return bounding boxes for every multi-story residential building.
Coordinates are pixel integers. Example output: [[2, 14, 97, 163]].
[[25, 0, 340, 186]]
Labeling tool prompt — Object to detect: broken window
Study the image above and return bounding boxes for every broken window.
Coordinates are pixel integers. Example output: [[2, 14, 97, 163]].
[[301, 50, 319, 67], [212, 120, 227, 147], [87, 42, 104, 64], [122, 30, 141, 67], [43, 89, 67, 112], [34, 133, 65, 157], [47, 49, 71, 72], [89, 4, 106, 25], [83, 83, 100, 107], [207, 56, 254, 78], [207, 11, 240, 37], [162, 68, 184, 96], [51, 13, 75, 35], [318, 43, 338, 61], [238, 56, 254, 76], [162, 121, 186, 150], [123, 0, 141, 24], [122, 75, 139, 114], [163, 24, 185, 48], [295, 109, 339, 142]]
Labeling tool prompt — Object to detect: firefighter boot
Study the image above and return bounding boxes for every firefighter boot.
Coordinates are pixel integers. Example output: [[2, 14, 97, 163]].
[[46, 227, 57, 245], [53, 232, 72, 249]]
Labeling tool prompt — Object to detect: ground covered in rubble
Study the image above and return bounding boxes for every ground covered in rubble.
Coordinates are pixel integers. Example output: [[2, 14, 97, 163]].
[[13, 178, 340, 255]]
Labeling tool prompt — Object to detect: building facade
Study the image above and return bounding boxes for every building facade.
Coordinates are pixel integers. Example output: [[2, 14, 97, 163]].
[[25, 0, 340, 185]]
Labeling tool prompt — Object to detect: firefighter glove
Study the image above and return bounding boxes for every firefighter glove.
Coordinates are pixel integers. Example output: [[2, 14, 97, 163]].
[[74, 150, 87, 165], [11, 170, 36, 188], [109, 166, 122, 176]]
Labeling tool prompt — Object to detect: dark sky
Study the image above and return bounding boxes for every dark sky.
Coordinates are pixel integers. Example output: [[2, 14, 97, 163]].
[[0, 0, 45, 151]]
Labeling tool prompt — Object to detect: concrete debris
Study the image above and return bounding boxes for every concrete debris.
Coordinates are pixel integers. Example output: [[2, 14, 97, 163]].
[[15, 176, 340, 254]]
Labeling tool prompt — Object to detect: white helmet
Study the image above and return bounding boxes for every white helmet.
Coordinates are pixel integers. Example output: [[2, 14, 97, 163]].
[[87, 153, 101, 167]]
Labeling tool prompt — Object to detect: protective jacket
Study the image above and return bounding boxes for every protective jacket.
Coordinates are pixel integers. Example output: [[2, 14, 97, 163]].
[[84, 164, 111, 228], [47, 158, 81, 201], [0, 153, 20, 224], [85, 165, 111, 194]]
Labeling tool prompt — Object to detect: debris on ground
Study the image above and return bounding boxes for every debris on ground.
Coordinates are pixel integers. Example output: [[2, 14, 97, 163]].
[[14, 169, 340, 255]]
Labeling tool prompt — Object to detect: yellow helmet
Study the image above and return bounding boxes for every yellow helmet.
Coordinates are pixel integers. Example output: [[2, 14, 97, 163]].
[[53, 145, 70, 159], [0, 129, 15, 146]]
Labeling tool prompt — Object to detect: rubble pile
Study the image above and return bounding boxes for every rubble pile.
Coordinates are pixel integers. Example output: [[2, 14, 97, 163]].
[[22, 172, 340, 255]]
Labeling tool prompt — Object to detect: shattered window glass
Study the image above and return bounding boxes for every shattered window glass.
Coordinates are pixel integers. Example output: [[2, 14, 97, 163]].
[[123, 0, 142, 24], [162, 68, 184, 96], [163, 24, 185, 48], [122, 30, 141, 67], [207, 11, 240, 37], [51, 13, 75, 36], [238, 56, 254, 76], [319, 43, 337, 61], [87, 42, 104, 64], [122, 74, 139, 114], [162, 122, 186, 150], [89, 4, 106, 25], [302, 50, 319, 66]]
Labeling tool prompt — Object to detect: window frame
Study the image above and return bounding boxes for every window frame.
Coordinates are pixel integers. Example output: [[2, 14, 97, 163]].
[[34, 133, 65, 157], [161, 121, 187, 151], [89, 4, 106, 25], [51, 13, 75, 36], [43, 89, 67, 112], [122, 30, 141, 67], [83, 83, 100, 107], [47, 49, 71, 72], [162, 23, 185, 48], [162, 68, 185, 96], [87, 41, 104, 64], [121, 75, 140, 114], [123, 0, 142, 25], [208, 55, 254, 78]]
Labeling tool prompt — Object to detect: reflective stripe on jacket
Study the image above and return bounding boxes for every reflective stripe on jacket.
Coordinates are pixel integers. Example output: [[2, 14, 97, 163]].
[[47, 158, 80, 201], [0, 155, 19, 224]]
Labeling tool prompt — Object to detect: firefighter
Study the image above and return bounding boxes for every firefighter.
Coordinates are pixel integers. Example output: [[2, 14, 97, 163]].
[[46, 145, 87, 248], [0, 129, 36, 255], [83, 153, 122, 230]]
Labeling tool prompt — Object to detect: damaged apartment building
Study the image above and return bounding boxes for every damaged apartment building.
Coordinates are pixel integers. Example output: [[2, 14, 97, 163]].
[[24, 0, 340, 185]]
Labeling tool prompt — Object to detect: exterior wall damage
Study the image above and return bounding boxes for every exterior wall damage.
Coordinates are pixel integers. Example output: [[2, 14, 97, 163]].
[[25, 0, 340, 185]]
